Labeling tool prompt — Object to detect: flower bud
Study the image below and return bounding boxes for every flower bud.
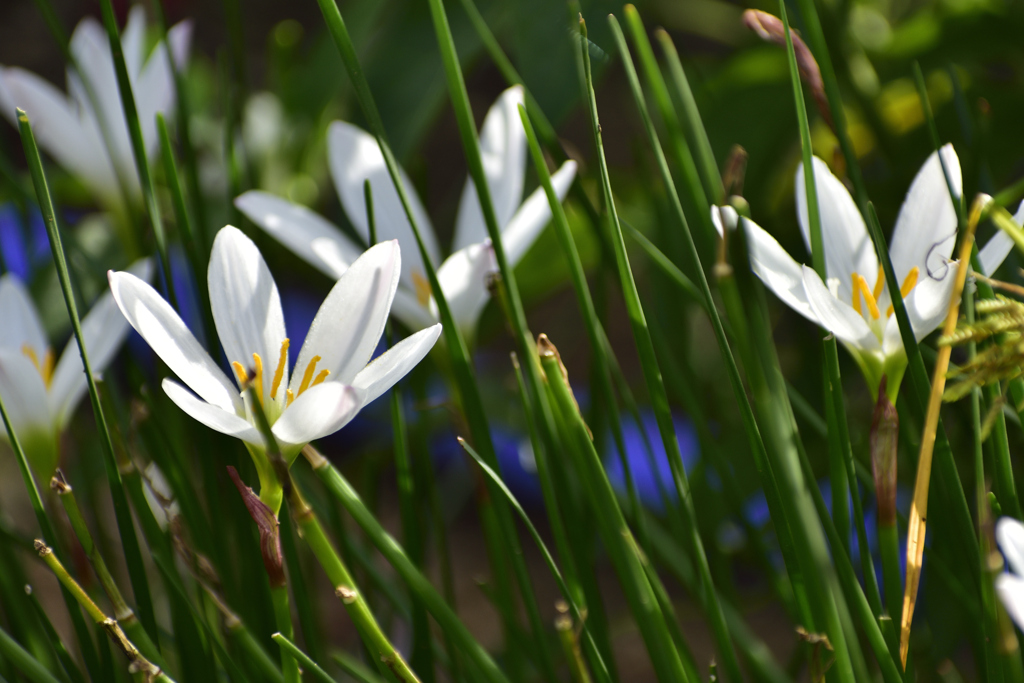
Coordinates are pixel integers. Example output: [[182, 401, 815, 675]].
[[870, 376, 899, 527], [228, 466, 285, 588]]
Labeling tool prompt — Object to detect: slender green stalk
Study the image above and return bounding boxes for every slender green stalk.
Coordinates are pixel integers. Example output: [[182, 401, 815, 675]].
[[539, 338, 691, 682], [156, 114, 219, 356], [23, 585, 86, 683], [18, 108, 157, 646], [601, 17, 743, 680], [624, 224, 705, 307], [270, 587, 300, 683], [654, 29, 723, 204], [306, 447, 509, 683], [34, 542, 174, 682], [0, 626, 60, 683], [272, 634, 335, 683], [622, 5, 716, 264], [97, 0, 177, 310], [279, 510, 324, 667], [50, 476, 167, 672], [310, 0, 535, 670]]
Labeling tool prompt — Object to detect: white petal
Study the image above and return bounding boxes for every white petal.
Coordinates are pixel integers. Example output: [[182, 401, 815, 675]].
[[501, 160, 577, 266], [0, 274, 48, 359], [0, 68, 118, 204], [50, 259, 153, 428], [208, 226, 287, 397], [135, 21, 193, 158], [0, 349, 52, 436], [999, 517, 1024, 577], [162, 378, 261, 446], [353, 324, 441, 405], [888, 145, 960, 283], [328, 121, 439, 290], [291, 241, 400, 389], [902, 265, 956, 342], [453, 86, 527, 252], [120, 6, 147, 81], [109, 270, 240, 412], [738, 218, 817, 323], [997, 574, 1024, 633], [235, 191, 363, 280], [801, 265, 879, 351], [433, 241, 496, 338], [273, 382, 363, 447], [796, 157, 875, 303]]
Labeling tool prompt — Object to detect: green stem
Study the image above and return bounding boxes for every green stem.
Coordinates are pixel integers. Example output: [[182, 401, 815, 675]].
[[17, 108, 157, 647], [270, 586, 300, 683], [271, 634, 335, 683], [0, 625, 61, 683], [877, 524, 902, 655]]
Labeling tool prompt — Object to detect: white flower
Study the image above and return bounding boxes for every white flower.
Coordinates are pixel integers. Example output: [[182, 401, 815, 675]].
[[0, 259, 153, 478], [235, 85, 577, 341], [714, 145, 1015, 401], [108, 226, 441, 512], [0, 7, 191, 210], [996, 517, 1024, 630]]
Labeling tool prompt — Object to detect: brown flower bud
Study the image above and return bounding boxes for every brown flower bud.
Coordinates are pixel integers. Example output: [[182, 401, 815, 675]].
[[742, 10, 833, 133], [870, 376, 899, 527], [227, 466, 285, 588]]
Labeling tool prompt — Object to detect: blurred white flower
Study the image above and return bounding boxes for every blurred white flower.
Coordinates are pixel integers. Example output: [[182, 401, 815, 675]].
[[0, 259, 152, 479], [996, 517, 1024, 630], [713, 145, 1015, 401], [236, 85, 576, 341], [0, 7, 191, 210], [109, 226, 440, 513]]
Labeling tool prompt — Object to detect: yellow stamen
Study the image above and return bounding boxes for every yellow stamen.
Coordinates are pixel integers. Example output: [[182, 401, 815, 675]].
[[270, 339, 290, 400], [872, 268, 885, 301], [310, 369, 330, 389], [851, 273, 862, 315], [885, 267, 920, 318], [21, 344, 55, 388], [412, 270, 432, 307], [298, 355, 322, 395], [854, 274, 881, 320], [232, 361, 248, 386], [252, 353, 264, 404], [286, 389, 294, 407]]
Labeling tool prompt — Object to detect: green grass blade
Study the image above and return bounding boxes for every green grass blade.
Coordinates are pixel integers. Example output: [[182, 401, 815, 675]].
[[624, 224, 705, 308], [332, 652, 386, 683], [600, 16, 744, 680], [306, 449, 509, 683], [18, 108, 158, 648], [272, 635, 336, 683], [653, 29, 723, 205], [98, 0, 176, 310], [622, 5, 716, 265], [0, 626, 60, 683], [458, 438, 613, 683]]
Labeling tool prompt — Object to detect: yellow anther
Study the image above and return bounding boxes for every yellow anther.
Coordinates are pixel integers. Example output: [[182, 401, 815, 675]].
[[286, 389, 294, 407], [21, 344, 55, 388], [297, 355, 322, 395], [412, 270, 432, 307], [232, 361, 248, 386], [853, 273, 880, 320], [270, 339, 290, 400], [872, 268, 885, 301], [310, 369, 330, 389], [252, 353, 264, 404], [885, 267, 920, 318], [851, 273, 862, 315]]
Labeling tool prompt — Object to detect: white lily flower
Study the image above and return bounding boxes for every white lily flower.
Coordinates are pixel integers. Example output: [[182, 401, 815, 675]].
[[713, 145, 1015, 401], [996, 517, 1024, 630], [108, 226, 441, 513], [235, 85, 577, 341], [0, 7, 191, 210], [0, 259, 153, 479]]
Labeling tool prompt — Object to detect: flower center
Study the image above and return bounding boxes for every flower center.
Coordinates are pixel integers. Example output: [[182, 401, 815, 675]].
[[850, 267, 919, 322], [412, 270, 432, 307], [22, 344, 54, 389], [229, 337, 330, 413]]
